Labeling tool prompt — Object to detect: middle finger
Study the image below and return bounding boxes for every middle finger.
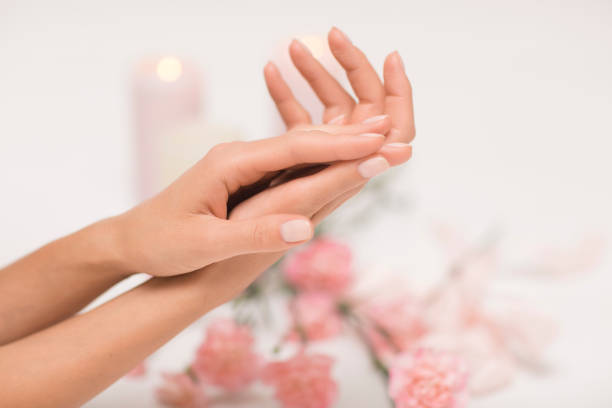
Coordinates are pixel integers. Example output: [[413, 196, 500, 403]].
[[328, 27, 386, 121], [288, 39, 355, 124]]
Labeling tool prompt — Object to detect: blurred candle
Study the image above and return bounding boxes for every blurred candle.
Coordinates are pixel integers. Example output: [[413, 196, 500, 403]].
[[131, 56, 202, 200], [269, 35, 346, 133], [157, 120, 242, 190]]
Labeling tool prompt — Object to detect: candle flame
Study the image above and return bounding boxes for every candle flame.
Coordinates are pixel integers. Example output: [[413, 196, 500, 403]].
[[156, 57, 183, 82]]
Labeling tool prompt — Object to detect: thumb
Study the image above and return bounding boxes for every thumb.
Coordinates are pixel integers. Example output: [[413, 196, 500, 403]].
[[211, 215, 314, 259]]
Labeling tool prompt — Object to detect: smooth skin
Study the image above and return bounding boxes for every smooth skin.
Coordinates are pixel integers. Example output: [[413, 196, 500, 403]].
[[0, 118, 391, 345], [0, 27, 414, 407]]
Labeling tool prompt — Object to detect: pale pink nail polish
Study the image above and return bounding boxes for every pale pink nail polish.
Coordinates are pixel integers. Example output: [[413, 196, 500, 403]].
[[327, 114, 346, 125], [383, 142, 410, 148], [362, 114, 389, 124], [280, 219, 313, 243], [358, 157, 389, 178]]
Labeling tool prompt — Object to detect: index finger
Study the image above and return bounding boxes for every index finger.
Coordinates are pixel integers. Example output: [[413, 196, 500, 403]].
[[206, 123, 389, 193], [264, 62, 312, 128]]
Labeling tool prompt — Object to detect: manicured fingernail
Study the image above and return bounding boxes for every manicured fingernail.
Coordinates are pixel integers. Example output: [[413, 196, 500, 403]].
[[359, 133, 385, 139], [358, 157, 389, 178], [362, 114, 389, 124], [332, 27, 351, 44], [383, 142, 410, 148], [293, 39, 312, 56], [327, 114, 346, 125], [393, 51, 405, 70], [280, 219, 313, 243]]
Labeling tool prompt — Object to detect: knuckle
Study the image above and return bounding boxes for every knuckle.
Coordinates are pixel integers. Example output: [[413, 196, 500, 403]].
[[208, 141, 243, 158], [205, 142, 247, 174], [207, 142, 230, 158], [288, 180, 320, 211], [250, 222, 269, 246], [282, 132, 302, 161]]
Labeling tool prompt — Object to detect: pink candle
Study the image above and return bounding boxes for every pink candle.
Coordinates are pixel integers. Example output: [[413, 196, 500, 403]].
[[131, 56, 202, 200]]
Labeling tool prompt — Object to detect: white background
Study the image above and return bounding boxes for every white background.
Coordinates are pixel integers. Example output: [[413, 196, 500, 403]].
[[1, 0, 611, 407]]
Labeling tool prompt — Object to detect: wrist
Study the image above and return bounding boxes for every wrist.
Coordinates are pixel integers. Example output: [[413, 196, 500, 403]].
[[77, 216, 135, 279]]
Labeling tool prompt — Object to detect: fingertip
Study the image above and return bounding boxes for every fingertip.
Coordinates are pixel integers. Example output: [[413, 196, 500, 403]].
[[357, 132, 386, 144], [357, 156, 390, 179], [384, 50, 405, 72], [264, 61, 277, 77], [362, 114, 390, 125], [280, 218, 314, 243], [334, 132, 386, 161], [289, 39, 300, 55], [383, 54, 412, 96], [289, 39, 311, 57], [328, 26, 351, 48], [326, 114, 346, 125], [357, 114, 393, 134], [393, 51, 405, 71], [378, 142, 413, 166]]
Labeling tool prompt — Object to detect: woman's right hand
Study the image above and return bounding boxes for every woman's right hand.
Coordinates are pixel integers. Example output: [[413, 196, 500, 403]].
[[110, 118, 391, 277]]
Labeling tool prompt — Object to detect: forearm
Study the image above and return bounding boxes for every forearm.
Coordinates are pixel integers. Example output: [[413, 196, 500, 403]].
[[0, 252, 280, 408], [0, 217, 128, 344]]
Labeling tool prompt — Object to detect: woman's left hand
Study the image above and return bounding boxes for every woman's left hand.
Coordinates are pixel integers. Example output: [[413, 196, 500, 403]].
[[261, 27, 415, 220]]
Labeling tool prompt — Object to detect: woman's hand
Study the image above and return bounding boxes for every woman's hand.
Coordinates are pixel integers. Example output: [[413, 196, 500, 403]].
[[115, 27, 414, 280], [0, 28, 416, 408], [263, 27, 415, 217], [190, 27, 416, 306], [114, 118, 391, 277]]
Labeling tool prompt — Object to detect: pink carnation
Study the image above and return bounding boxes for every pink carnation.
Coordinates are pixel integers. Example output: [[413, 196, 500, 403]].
[[192, 319, 261, 391], [364, 298, 426, 359], [288, 292, 343, 341], [155, 373, 207, 408], [389, 349, 469, 408], [284, 239, 353, 294], [262, 352, 338, 408]]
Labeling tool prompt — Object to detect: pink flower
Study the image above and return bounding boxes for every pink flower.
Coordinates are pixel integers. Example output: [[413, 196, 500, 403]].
[[262, 352, 338, 408], [192, 319, 261, 391], [389, 349, 469, 408], [419, 326, 514, 395], [363, 297, 426, 359], [284, 239, 353, 294], [288, 292, 343, 342], [155, 373, 207, 408]]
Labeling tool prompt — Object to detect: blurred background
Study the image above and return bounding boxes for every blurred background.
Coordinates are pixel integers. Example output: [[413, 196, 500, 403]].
[[1, 0, 611, 407]]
